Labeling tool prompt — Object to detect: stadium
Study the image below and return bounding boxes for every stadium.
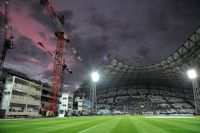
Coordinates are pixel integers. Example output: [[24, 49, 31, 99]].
[[0, 0, 200, 133], [1, 26, 200, 133], [76, 26, 200, 116]]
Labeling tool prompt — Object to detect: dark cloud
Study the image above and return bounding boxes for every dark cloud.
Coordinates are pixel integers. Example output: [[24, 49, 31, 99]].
[[145, 11, 170, 32], [137, 45, 150, 57], [164, 0, 200, 19], [89, 11, 133, 34], [29, 2, 57, 32], [41, 70, 52, 81], [0, 35, 51, 80], [14, 0, 76, 33], [135, 45, 153, 65], [78, 0, 200, 67], [38, 32, 46, 39], [6, 36, 50, 67], [72, 33, 110, 68], [61, 10, 76, 32], [62, 62, 86, 86], [30, 7, 76, 33], [89, 12, 109, 30]]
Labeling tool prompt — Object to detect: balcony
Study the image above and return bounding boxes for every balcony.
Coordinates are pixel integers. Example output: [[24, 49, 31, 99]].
[[41, 93, 51, 98], [13, 84, 41, 96], [11, 95, 40, 105], [13, 84, 28, 93], [7, 110, 39, 116], [29, 89, 41, 96]]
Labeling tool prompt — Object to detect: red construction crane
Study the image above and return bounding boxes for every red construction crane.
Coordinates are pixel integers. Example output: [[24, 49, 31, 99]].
[[0, 0, 14, 67], [38, 41, 72, 94], [38, 42, 72, 92], [40, 0, 80, 115]]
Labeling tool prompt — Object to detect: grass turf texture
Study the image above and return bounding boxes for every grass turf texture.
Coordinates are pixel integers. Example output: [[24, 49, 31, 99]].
[[0, 116, 200, 133]]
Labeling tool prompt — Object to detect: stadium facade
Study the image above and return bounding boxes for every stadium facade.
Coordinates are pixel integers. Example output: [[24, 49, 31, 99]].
[[75, 26, 200, 115]]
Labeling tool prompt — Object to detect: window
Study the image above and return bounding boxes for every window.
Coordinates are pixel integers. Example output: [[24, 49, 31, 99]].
[[59, 110, 64, 114], [4, 92, 10, 95], [68, 104, 72, 108], [62, 104, 66, 107]]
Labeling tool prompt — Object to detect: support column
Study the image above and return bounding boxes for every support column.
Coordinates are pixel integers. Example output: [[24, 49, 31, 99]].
[[90, 82, 97, 114], [192, 79, 200, 113], [94, 83, 97, 113]]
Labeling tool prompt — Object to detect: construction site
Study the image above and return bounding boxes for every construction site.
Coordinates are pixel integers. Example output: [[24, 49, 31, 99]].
[[0, 0, 200, 133]]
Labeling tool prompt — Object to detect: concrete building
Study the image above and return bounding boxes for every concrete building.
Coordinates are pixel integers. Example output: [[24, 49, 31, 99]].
[[58, 93, 73, 117], [0, 68, 64, 118], [40, 84, 62, 117], [74, 97, 91, 115], [41, 83, 51, 110], [76, 97, 83, 111], [1, 75, 42, 118]]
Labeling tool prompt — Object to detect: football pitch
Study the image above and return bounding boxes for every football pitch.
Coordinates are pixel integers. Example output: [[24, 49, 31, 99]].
[[0, 116, 200, 133]]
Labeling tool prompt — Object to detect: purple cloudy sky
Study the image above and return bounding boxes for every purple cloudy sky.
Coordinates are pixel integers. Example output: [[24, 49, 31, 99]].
[[0, 0, 200, 91]]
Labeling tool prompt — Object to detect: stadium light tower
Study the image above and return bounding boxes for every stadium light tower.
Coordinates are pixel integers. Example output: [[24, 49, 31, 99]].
[[91, 71, 99, 114], [187, 69, 200, 114], [187, 69, 197, 79]]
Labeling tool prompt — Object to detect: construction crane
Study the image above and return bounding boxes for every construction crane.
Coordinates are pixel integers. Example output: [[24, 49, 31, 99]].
[[38, 42, 72, 93], [0, 0, 14, 67], [38, 42, 54, 57], [40, 0, 81, 116], [38, 42, 72, 74]]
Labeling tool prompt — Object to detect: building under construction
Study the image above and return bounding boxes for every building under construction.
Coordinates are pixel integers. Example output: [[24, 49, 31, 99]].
[[0, 68, 53, 118]]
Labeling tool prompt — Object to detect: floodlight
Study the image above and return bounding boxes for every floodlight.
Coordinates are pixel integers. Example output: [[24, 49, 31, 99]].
[[187, 69, 197, 79], [91, 72, 99, 82]]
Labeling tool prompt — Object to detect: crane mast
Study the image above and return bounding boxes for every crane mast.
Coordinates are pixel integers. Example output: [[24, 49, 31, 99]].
[[38, 41, 72, 94], [49, 32, 65, 112], [0, 0, 13, 67]]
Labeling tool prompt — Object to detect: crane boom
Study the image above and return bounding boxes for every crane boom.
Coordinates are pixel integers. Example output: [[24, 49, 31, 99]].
[[40, 0, 81, 61], [40, 0, 64, 32], [38, 42, 54, 57]]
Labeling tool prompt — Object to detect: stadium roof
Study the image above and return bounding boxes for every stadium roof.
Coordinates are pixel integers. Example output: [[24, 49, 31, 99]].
[[95, 26, 200, 92]]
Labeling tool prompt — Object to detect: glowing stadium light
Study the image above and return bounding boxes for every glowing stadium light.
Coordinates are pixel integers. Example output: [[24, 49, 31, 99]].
[[187, 69, 197, 79], [91, 72, 99, 82]]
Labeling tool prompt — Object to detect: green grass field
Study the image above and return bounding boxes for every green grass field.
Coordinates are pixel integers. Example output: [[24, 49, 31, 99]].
[[0, 116, 200, 133]]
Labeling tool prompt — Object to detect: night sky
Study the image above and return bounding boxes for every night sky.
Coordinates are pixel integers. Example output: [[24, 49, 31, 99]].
[[0, 0, 200, 91]]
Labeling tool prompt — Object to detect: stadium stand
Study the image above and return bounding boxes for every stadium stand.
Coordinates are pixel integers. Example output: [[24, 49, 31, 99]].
[[75, 26, 200, 115]]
